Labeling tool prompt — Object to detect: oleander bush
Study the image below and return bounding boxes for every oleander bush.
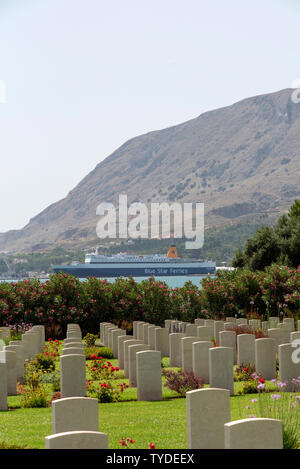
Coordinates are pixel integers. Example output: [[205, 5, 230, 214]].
[[0, 265, 298, 338]]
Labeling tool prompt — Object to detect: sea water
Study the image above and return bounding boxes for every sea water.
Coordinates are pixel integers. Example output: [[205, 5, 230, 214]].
[[0, 275, 212, 288]]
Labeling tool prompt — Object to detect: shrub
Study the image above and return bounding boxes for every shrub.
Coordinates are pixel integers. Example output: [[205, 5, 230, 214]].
[[234, 363, 256, 382], [237, 380, 260, 395], [40, 370, 60, 392], [20, 386, 49, 408], [24, 360, 43, 391], [86, 380, 121, 403], [84, 333, 98, 347], [86, 357, 119, 381], [0, 268, 299, 336], [34, 353, 56, 373], [85, 346, 113, 360], [162, 369, 204, 396]]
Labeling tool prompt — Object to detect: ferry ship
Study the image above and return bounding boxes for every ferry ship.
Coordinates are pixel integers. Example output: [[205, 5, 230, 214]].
[[52, 246, 216, 278]]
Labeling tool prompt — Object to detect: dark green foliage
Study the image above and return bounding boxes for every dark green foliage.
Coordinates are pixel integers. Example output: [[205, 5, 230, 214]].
[[232, 200, 300, 270]]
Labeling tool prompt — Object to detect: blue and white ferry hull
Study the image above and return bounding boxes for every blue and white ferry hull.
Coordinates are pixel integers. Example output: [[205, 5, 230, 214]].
[[52, 262, 216, 278]]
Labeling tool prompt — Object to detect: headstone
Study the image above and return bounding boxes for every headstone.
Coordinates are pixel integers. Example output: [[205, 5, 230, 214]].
[[45, 431, 108, 449], [226, 317, 236, 324], [142, 324, 151, 344], [194, 318, 205, 327], [236, 319, 248, 326], [169, 333, 185, 367], [262, 321, 269, 334], [237, 334, 255, 366], [60, 354, 86, 398], [128, 344, 151, 387], [5, 344, 25, 383], [61, 347, 85, 356], [67, 323, 81, 331], [209, 347, 234, 395], [0, 362, 8, 410], [31, 325, 45, 351], [255, 338, 276, 380], [64, 338, 82, 346], [124, 340, 143, 377], [136, 322, 147, 340], [117, 335, 133, 369], [0, 349, 17, 395], [290, 331, 300, 342], [103, 325, 117, 346], [111, 329, 126, 358], [155, 328, 169, 357], [185, 325, 198, 337], [66, 331, 82, 341], [224, 322, 236, 331], [22, 332, 39, 359], [224, 418, 282, 449], [148, 326, 161, 350], [52, 397, 99, 434], [219, 330, 237, 364], [132, 321, 143, 339], [192, 341, 211, 383], [204, 320, 215, 328], [283, 318, 295, 332], [214, 321, 225, 343], [268, 328, 289, 350], [164, 320, 172, 333], [197, 326, 214, 342], [186, 388, 230, 449], [100, 322, 110, 344], [278, 343, 300, 392], [136, 350, 162, 401], [64, 342, 84, 349], [269, 317, 279, 329], [181, 337, 199, 373]]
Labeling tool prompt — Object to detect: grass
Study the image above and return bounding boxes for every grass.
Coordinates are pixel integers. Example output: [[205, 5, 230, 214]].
[[0, 341, 298, 449], [3, 392, 296, 449]]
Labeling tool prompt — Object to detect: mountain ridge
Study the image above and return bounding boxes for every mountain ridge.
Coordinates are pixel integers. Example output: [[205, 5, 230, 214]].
[[1, 87, 299, 252]]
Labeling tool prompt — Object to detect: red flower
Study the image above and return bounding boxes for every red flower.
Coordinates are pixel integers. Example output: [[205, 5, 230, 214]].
[[149, 443, 156, 449]]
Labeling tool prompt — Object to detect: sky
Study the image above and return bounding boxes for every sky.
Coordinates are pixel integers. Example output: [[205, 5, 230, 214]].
[[0, 0, 299, 232]]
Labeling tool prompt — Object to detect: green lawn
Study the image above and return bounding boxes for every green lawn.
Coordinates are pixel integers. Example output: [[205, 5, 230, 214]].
[[0, 392, 274, 449], [0, 342, 297, 449]]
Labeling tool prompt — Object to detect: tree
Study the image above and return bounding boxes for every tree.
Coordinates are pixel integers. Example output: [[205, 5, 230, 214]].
[[288, 199, 300, 219], [232, 200, 300, 270]]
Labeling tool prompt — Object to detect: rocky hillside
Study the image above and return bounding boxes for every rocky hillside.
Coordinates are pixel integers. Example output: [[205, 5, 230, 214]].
[[1, 88, 299, 252]]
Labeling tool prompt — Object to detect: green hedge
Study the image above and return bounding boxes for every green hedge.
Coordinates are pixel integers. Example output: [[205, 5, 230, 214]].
[[0, 264, 299, 338]]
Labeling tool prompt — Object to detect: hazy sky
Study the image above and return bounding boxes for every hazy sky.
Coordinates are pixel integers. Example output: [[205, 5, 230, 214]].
[[0, 0, 299, 232]]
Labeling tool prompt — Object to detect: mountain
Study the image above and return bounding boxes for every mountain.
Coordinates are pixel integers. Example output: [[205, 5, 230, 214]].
[[1, 88, 300, 253]]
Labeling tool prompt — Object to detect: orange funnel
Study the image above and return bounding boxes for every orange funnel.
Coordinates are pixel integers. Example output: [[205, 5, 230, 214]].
[[166, 245, 179, 258]]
